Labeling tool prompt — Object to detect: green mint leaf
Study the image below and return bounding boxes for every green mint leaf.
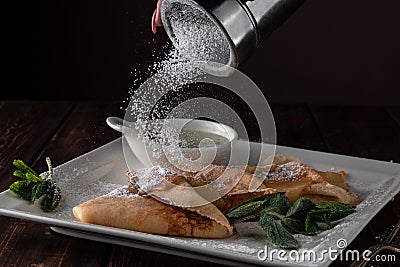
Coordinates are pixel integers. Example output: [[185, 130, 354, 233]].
[[238, 193, 278, 206], [281, 216, 319, 235], [286, 197, 315, 218], [25, 172, 43, 183], [9, 180, 36, 201], [10, 180, 44, 203], [226, 193, 278, 219], [281, 217, 307, 235], [30, 183, 45, 203], [226, 200, 266, 219], [329, 207, 355, 222], [259, 209, 299, 249], [9, 158, 62, 212], [13, 170, 26, 180], [262, 210, 285, 220], [314, 201, 352, 210], [13, 160, 39, 177], [305, 214, 319, 233], [313, 201, 355, 221], [229, 213, 261, 224], [40, 180, 61, 212], [226, 192, 291, 219], [308, 210, 332, 228], [262, 192, 291, 215]]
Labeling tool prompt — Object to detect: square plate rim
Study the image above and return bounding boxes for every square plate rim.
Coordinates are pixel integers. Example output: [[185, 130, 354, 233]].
[[1, 137, 399, 267]]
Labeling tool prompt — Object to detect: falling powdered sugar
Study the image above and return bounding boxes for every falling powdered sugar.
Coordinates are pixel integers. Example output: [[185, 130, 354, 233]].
[[127, 2, 231, 160], [167, 2, 231, 65]]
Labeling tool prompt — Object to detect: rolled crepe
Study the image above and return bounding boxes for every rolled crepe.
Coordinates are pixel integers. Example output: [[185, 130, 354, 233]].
[[73, 186, 234, 238], [188, 165, 277, 213], [127, 165, 277, 214]]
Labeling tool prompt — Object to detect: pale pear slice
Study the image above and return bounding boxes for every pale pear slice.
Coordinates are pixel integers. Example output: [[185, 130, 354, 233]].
[[304, 183, 360, 205], [256, 161, 327, 203], [317, 171, 349, 190], [262, 180, 313, 204], [262, 153, 302, 166]]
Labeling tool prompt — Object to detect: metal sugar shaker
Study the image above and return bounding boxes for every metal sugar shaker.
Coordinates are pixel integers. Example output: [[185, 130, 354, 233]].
[[161, 0, 305, 74]]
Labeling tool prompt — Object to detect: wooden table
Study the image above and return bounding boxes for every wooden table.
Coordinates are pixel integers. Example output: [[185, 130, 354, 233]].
[[0, 101, 399, 266]]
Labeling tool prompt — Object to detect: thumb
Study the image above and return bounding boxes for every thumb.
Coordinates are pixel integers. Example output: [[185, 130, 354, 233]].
[[151, 0, 163, 34]]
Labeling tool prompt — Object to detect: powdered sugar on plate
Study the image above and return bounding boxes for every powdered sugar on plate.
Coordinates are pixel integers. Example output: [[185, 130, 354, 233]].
[[104, 185, 140, 198], [256, 161, 309, 181], [128, 165, 177, 192]]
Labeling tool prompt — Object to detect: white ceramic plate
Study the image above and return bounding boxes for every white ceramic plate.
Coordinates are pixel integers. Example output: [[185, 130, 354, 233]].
[[1, 137, 399, 267]]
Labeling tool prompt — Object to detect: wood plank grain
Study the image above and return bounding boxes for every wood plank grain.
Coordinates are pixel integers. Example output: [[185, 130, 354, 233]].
[[108, 245, 227, 267], [0, 101, 123, 267], [0, 217, 106, 267], [32, 101, 123, 170], [0, 101, 76, 267], [0, 101, 74, 191]]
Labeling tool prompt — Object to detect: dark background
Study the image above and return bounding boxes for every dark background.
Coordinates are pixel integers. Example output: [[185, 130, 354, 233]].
[[4, 0, 400, 105]]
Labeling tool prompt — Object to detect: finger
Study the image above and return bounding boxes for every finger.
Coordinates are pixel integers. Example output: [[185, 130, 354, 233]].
[[151, 9, 158, 33], [155, 0, 163, 26]]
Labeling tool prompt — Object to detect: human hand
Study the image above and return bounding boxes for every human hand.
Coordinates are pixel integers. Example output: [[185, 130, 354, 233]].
[[151, 0, 163, 34]]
